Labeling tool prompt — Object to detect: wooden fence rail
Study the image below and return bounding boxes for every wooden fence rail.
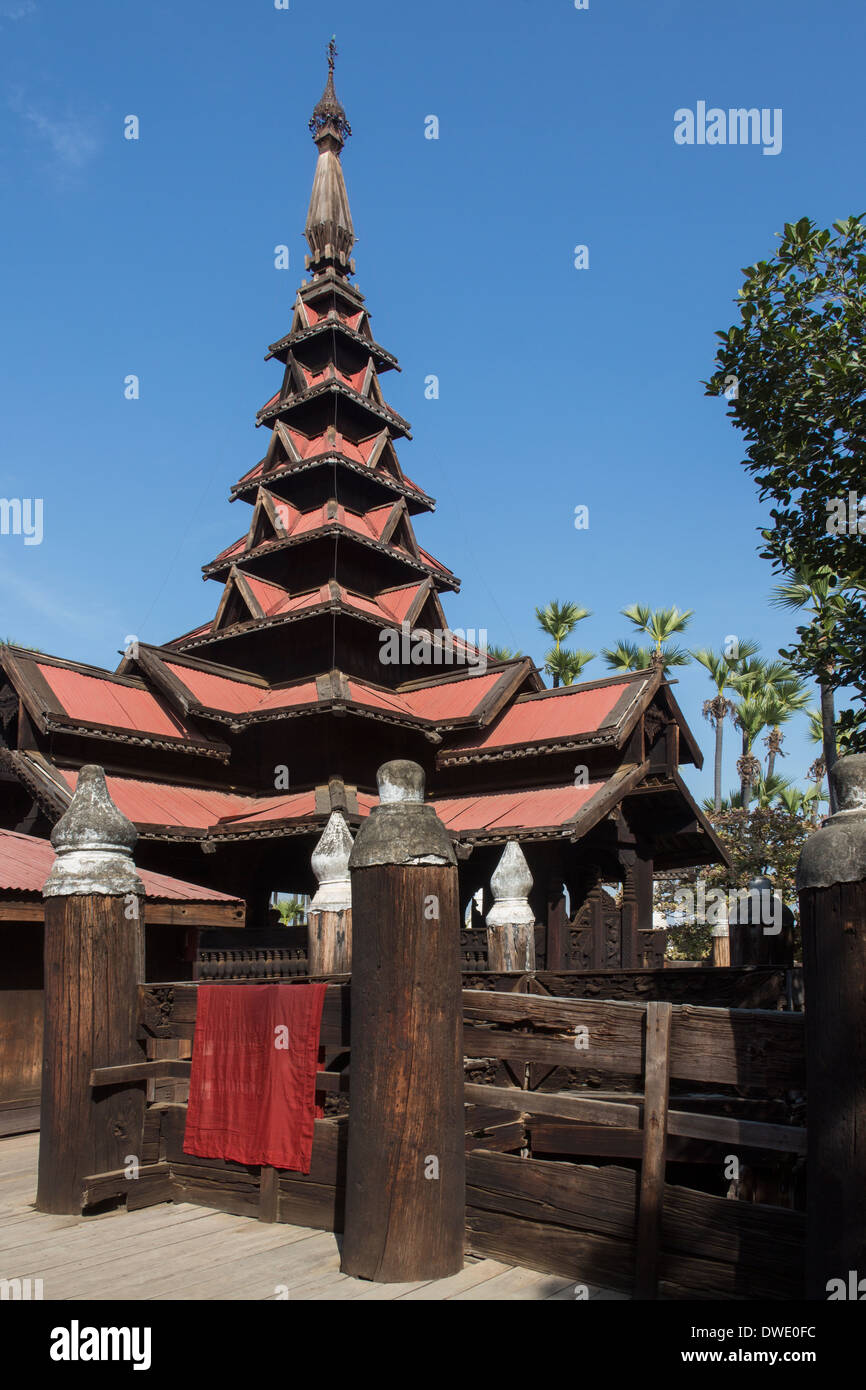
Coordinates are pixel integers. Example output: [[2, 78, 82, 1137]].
[[102, 973, 807, 1298]]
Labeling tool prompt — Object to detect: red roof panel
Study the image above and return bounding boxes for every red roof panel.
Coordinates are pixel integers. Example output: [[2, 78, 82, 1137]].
[[399, 671, 503, 719], [57, 770, 318, 830], [0, 828, 242, 902], [432, 782, 603, 834], [447, 682, 635, 752], [36, 664, 201, 741]]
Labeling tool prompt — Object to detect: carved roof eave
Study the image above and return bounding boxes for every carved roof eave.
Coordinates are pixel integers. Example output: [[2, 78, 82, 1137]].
[[201, 524, 460, 591], [0, 751, 641, 852], [266, 320, 399, 373], [33, 716, 229, 761], [656, 681, 704, 769], [168, 598, 423, 652], [256, 381, 412, 438], [625, 768, 731, 870], [0, 646, 229, 761], [437, 729, 621, 768], [230, 453, 435, 513], [2, 749, 71, 820]]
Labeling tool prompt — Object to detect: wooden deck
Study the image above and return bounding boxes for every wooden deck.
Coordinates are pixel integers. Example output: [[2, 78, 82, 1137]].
[[0, 1134, 626, 1301]]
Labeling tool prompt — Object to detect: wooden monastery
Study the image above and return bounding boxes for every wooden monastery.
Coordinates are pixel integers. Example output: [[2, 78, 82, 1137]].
[[0, 46, 727, 971]]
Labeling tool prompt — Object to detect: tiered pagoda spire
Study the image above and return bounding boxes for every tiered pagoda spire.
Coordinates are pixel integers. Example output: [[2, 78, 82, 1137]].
[[173, 41, 458, 687]]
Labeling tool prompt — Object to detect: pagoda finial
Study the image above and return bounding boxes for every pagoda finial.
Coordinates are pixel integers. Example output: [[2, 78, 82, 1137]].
[[305, 38, 356, 276], [309, 35, 352, 148]]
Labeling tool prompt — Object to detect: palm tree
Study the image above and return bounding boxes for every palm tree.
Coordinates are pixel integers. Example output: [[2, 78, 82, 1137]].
[[486, 644, 524, 662], [535, 600, 591, 687], [600, 640, 654, 672], [622, 604, 693, 656], [545, 647, 595, 687], [760, 677, 809, 778], [771, 564, 850, 812], [692, 641, 760, 812], [752, 772, 792, 809], [604, 605, 693, 676], [732, 693, 769, 808], [727, 659, 800, 808], [777, 786, 806, 817], [276, 896, 305, 925]]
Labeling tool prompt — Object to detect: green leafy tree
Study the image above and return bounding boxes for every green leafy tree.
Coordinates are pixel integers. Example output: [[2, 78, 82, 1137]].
[[659, 804, 814, 960], [706, 214, 866, 745], [771, 564, 854, 807]]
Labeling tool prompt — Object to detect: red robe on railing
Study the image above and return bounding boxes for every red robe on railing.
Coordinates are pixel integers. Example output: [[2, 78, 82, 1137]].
[[183, 982, 327, 1173]]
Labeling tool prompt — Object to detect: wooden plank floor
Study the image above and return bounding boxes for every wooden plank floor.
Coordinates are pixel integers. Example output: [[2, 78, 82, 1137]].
[[0, 1133, 626, 1301]]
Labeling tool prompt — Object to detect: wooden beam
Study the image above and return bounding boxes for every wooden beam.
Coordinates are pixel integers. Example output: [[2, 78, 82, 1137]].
[[138, 980, 350, 1046], [91, 1059, 349, 1094], [0, 900, 43, 922], [464, 1082, 640, 1129], [145, 902, 245, 928], [635, 1001, 672, 1299]]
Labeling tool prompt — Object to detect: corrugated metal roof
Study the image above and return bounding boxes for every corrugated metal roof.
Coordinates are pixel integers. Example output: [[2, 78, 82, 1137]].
[[162, 660, 495, 726], [399, 671, 503, 719], [0, 828, 243, 903], [37, 663, 196, 740], [432, 782, 603, 833], [56, 770, 320, 830], [447, 681, 636, 752], [165, 663, 319, 716]]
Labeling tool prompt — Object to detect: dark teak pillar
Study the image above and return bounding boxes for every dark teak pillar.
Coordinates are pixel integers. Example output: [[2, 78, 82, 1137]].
[[341, 760, 464, 1282], [36, 766, 147, 1214], [797, 754, 866, 1299]]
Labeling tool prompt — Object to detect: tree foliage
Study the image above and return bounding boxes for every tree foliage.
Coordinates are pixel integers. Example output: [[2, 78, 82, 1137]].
[[658, 804, 815, 960], [706, 215, 866, 745]]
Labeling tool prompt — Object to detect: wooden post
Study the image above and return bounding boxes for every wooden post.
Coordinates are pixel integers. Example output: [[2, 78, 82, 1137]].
[[635, 1000, 672, 1299], [797, 754, 866, 1300], [307, 810, 353, 975], [341, 759, 464, 1282], [486, 840, 536, 973], [36, 765, 146, 1214], [710, 918, 731, 968]]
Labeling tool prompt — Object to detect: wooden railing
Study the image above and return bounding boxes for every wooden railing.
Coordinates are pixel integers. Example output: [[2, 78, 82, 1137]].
[[76, 973, 807, 1298], [461, 984, 805, 1299]]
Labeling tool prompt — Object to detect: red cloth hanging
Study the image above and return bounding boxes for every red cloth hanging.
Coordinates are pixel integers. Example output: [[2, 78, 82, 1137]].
[[183, 982, 328, 1173]]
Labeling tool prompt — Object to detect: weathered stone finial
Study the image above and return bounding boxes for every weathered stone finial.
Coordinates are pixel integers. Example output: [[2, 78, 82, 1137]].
[[797, 754, 866, 890], [486, 840, 534, 928], [43, 765, 144, 898], [378, 759, 425, 805], [310, 810, 354, 912], [349, 760, 456, 869]]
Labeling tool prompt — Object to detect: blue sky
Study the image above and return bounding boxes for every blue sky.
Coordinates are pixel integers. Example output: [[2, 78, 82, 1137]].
[[1, 0, 862, 804]]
